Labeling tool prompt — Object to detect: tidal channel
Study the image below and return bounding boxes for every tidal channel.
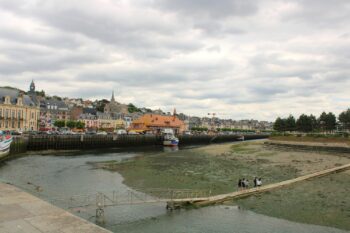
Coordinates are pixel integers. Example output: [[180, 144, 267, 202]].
[[0, 145, 348, 233]]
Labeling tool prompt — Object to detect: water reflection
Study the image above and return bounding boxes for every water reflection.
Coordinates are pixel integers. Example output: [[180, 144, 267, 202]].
[[163, 146, 179, 152], [0, 149, 348, 233]]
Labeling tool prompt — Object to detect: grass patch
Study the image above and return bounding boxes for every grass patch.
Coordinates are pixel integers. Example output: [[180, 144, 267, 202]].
[[270, 135, 350, 145], [234, 172, 350, 231]]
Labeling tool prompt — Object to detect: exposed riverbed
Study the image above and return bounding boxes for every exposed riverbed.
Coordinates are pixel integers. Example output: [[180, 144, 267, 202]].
[[0, 142, 349, 232]]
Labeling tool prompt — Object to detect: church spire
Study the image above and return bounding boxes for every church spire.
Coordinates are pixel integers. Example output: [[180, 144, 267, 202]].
[[30, 79, 35, 93], [111, 90, 115, 102]]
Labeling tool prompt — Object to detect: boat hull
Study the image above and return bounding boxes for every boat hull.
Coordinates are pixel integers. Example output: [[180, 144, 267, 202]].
[[163, 139, 179, 146], [0, 136, 13, 159]]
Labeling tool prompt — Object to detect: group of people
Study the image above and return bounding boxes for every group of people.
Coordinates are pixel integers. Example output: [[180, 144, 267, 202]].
[[237, 177, 262, 190]]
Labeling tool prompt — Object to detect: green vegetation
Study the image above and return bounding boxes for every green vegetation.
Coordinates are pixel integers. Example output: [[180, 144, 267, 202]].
[[93, 141, 350, 231], [190, 127, 208, 132], [270, 134, 350, 145], [96, 99, 109, 112], [274, 111, 339, 133], [235, 172, 350, 230], [94, 143, 299, 195], [53, 120, 65, 128], [53, 120, 85, 129], [128, 103, 141, 113], [339, 109, 350, 130]]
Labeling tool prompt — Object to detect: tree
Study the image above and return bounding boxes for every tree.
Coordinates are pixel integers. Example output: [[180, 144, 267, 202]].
[[54, 120, 65, 128], [296, 114, 313, 132], [285, 115, 296, 131], [66, 120, 76, 129], [96, 99, 110, 112], [128, 103, 140, 113], [273, 117, 283, 132], [319, 112, 336, 132], [309, 114, 318, 131], [76, 121, 85, 129], [339, 109, 350, 130]]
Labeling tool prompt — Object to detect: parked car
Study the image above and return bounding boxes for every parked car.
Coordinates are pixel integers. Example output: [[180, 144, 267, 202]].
[[86, 131, 97, 135], [97, 131, 107, 135], [116, 129, 127, 135], [10, 131, 22, 136]]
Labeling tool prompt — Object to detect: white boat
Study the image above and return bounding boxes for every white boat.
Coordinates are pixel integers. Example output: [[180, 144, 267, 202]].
[[162, 128, 179, 146], [0, 131, 13, 158], [163, 133, 179, 146]]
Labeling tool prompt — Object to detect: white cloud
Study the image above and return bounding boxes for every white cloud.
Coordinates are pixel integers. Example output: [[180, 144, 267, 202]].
[[0, 0, 349, 120]]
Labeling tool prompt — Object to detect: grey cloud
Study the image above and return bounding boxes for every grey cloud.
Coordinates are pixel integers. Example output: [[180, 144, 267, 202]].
[[0, 0, 349, 120], [0, 1, 203, 58], [283, 0, 350, 28], [154, 0, 258, 18]]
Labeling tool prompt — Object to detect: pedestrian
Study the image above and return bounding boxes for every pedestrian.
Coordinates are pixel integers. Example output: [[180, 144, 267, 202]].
[[238, 179, 242, 190], [253, 177, 258, 187], [241, 178, 246, 189], [242, 179, 249, 189], [257, 178, 262, 187]]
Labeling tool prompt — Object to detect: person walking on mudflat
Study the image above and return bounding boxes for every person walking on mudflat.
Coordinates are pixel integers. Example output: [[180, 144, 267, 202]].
[[254, 177, 258, 187], [238, 179, 243, 190]]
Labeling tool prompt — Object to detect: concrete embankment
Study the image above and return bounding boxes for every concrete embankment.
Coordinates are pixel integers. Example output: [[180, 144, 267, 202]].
[[265, 140, 350, 154], [7, 134, 268, 155], [0, 182, 111, 233]]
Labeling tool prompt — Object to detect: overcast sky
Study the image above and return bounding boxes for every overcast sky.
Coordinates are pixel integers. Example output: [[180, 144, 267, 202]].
[[0, 0, 349, 120]]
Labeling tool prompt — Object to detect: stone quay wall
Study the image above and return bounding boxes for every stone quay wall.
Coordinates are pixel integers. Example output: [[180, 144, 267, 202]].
[[5, 134, 268, 155]]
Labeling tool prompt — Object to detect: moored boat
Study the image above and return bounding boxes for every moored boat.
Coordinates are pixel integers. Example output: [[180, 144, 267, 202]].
[[163, 134, 179, 146], [0, 131, 13, 158], [162, 128, 179, 146]]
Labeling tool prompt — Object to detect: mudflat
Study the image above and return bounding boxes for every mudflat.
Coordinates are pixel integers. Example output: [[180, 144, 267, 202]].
[[94, 141, 350, 231]]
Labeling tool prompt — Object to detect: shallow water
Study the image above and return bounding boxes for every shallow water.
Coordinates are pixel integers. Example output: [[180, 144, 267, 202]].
[[0, 148, 348, 233]]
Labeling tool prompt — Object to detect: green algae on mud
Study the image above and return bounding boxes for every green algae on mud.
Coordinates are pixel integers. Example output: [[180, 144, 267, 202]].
[[94, 142, 299, 195], [93, 141, 350, 231], [234, 172, 350, 231]]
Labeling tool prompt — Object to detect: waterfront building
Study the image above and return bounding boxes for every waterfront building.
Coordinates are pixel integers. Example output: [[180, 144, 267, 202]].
[[0, 86, 40, 131], [128, 112, 185, 135], [39, 98, 70, 130], [80, 113, 99, 130], [96, 112, 115, 131]]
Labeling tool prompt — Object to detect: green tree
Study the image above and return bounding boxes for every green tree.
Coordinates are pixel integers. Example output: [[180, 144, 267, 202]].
[[310, 114, 318, 131], [66, 120, 76, 129], [76, 121, 85, 129], [273, 117, 286, 132], [319, 112, 336, 132], [96, 99, 109, 112], [339, 109, 350, 130], [285, 115, 296, 131], [54, 120, 65, 128], [128, 103, 140, 113], [296, 114, 313, 132]]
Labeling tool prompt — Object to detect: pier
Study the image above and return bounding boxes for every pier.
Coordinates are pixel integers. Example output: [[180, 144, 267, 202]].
[[0, 182, 111, 233], [170, 162, 350, 208]]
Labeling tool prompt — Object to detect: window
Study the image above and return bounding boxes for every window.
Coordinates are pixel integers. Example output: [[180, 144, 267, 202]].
[[17, 111, 21, 128]]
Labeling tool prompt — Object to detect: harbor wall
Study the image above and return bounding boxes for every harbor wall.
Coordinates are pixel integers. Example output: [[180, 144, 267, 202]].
[[6, 134, 268, 155]]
